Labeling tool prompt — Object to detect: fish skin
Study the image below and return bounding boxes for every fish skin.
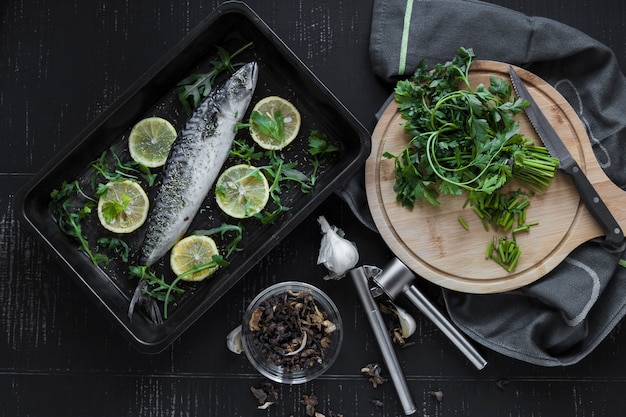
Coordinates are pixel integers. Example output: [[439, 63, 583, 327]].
[[139, 62, 258, 266]]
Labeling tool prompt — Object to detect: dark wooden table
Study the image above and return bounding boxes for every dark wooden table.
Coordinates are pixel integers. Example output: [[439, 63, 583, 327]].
[[3, 1, 626, 415]]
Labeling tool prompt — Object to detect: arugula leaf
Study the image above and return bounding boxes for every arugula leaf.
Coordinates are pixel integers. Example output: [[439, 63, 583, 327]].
[[193, 223, 244, 258], [49, 180, 107, 265], [129, 265, 184, 302], [230, 139, 263, 164], [176, 42, 254, 113], [91, 147, 156, 187]]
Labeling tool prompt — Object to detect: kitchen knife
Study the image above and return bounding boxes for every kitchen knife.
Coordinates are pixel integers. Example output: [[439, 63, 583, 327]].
[[509, 66, 624, 247]]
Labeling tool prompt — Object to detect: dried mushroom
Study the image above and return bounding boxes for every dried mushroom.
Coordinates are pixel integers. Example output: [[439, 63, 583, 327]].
[[250, 382, 279, 410], [301, 393, 319, 417], [247, 289, 337, 372], [248, 306, 264, 332], [360, 363, 388, 388], [429, 389, 444, 402], [369, 398, 384, 408]]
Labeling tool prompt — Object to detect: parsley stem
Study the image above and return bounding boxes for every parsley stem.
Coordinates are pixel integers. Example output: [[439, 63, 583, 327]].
[[458, 216, 469, 230]]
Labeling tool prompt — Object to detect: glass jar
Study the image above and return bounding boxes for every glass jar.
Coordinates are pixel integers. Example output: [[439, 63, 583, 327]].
[[241, 281, 343, 384]]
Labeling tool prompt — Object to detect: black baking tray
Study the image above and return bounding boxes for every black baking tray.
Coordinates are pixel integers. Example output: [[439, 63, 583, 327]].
[[15, 1, 370, 353]]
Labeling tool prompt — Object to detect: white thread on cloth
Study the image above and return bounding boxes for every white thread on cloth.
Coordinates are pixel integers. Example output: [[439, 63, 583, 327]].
[[562, 257, 601, 327]]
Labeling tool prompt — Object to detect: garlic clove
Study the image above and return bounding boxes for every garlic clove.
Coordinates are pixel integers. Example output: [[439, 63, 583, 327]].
[[393, 304, 417, 338], [317, 216, 359, 280], [284, 331, 308, 356], [226, 325, 244, 354]]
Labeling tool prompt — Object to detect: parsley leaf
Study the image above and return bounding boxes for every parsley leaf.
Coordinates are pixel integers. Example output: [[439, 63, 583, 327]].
[[249, 109, 285, 143]]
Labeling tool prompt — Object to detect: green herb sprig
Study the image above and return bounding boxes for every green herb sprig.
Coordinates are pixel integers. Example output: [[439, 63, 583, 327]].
[[97, 237, 131, 262], [229, 130, 338, 225], [129, 265, 185, 302], [308, 130, 339, 185], [99, 190, 131, 223], [91, 147, 157, 188], [193, 223, 244, 258], [162, 254, 230, 318], [49, 146, 157, 267], [133, 224, 241, 317], [258, 151, 310, 224], [176, 42, 254, 113], [49, 180, 105, 265]]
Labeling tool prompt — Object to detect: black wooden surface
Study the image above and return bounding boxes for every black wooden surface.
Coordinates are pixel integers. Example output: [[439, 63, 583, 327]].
[[2, 0, 626, 416]]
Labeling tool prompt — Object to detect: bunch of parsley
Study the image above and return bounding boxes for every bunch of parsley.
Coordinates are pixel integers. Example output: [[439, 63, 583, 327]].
[[388, 47, 558, 209], [388, 47, 559, 271]]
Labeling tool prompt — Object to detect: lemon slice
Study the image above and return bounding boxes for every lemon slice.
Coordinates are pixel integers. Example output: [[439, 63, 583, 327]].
[[215, 164, 270, 219], [97, 180, 149, 234], [170, 235, 220, 282], [128, 117, 178, 168], [249, 96, 301, 150]]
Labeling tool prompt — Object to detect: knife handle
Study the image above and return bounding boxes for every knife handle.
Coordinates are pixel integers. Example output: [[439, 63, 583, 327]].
[[564, 160, 624, 246]]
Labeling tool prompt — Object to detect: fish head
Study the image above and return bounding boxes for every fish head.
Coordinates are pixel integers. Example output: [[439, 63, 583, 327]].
[[227, 61, 258, 103]]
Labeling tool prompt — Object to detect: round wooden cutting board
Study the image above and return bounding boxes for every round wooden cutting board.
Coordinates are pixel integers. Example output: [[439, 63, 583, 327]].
[[366, 61, 626, 294]]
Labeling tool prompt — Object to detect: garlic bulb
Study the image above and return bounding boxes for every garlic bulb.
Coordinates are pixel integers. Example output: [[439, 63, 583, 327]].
[[317, 216, 359, 280]]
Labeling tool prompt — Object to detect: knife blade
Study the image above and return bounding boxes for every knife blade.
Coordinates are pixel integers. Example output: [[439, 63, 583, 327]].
[[509, 65, 624, 247]]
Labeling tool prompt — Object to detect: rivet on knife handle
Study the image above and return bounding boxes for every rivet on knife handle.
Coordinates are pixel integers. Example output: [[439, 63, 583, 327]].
[[508, 66, 624, 247]]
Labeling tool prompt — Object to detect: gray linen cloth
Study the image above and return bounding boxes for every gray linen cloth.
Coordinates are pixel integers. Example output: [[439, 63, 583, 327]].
[[340, 0, 626, 366]]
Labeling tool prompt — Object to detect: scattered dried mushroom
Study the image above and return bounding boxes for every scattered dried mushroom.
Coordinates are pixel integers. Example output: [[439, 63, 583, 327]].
[[429, 389, 444, 402], [248, 289, 337, 372], [360, 363, 388, 388], [298, 392, 344, 417], [369, 398, 384, 408], [301, 393, 319, 417], [496, 379, 510, 390], [250, 382, 279, 410]]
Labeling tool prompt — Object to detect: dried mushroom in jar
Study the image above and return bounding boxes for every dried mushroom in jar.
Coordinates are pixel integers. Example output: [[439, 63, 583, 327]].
[[247, 289, 337, 372]]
